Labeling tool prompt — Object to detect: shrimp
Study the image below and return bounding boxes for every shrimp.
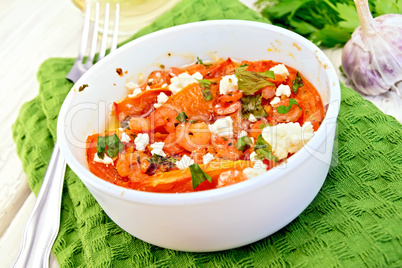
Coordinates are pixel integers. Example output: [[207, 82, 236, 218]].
[[211, 135, 242, 161], [176, 122, 211, 151], [272, 98, 302, 123], [163, 132, 187, 156], [214, 102, 241, 115], [116, 152, 150, 181], [151, 105, 180, 133], [129, 117, 152, 132]]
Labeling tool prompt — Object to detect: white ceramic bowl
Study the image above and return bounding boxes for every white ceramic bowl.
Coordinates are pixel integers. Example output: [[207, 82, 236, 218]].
[[57, 20, 340, 252]]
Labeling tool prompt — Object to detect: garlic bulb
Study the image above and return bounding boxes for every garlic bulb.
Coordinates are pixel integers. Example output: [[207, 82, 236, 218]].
[[341, 0, 402, 96]]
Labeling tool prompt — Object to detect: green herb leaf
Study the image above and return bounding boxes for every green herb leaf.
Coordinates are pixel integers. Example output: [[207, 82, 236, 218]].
[[176, 111, 188, 122], [147, 154, 177, 172], [235, 65, 275, 95], [189, 163, 212, 190], [196, 56, 204, 65], [96, 134, 124, 159], [254, 134, 277, 162], [259, 123, 270, 130], [198, 79, 213, 101], [240, 94, 268, 119], [276, 98, 301, 114], [106, 134, 124, 158], [235, 136, 253, 151], [292, 72, 303, 94]]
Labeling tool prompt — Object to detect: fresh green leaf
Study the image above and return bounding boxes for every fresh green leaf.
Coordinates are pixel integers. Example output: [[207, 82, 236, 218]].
[[198, 79, 213, 101], [176, 111, 188, 122], [292, 72, 304, 94], [196, 57, 204, 65], [106, 134, 124, 158], [235, 65, 275, 95], [254, 134, 277, 162], [96, 134, 124, 159], [260, 123, 270, 130], [189, 163, 212, 190], [276, 98, 301, 114], [240, 94, 268, 119], [235, 136, 253, 151]]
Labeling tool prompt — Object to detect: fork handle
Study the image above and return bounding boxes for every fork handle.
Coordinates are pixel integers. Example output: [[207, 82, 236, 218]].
[[13, 142, 66, 268]]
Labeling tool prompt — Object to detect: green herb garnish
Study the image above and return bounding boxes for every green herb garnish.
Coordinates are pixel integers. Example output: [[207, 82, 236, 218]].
[[147, 154, 177, 172], [259, 123, 270, 129], [235, 136, 254, 151], [196, 57, 204, 64], [189, 163, 212, 190], [276, 98, 301, 114], [198, 79, 213, 101], [292, 72, 303, 94], [235, 64, 275, 95], [176, 111, 188, 122], [254, 134, 277, 162], [96, 134, 124, 159], [240, 94, 268, 119]]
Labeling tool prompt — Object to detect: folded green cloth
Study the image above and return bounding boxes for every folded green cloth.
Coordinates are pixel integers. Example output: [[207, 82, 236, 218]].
[[12, 0, 402, 266]]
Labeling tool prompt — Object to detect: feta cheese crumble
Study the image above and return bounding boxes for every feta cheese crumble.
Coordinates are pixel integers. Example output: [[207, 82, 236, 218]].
[[209, 116, 233, 138], [134, 133, 149, 151], [238, 130, 248, 139], [270, 96, 281, 106], [249, 151, 258, 162], [202, 153, 214, 165], [169, 72, 203, 94], [275, 84, 291, 97], [150, 142, 166, 157], [261, 122, 314, 160], [243, 160, 268, 179], [94, 153, 114, 165], [128, 87, 142, 98], [120, 132, 131, 143], [248, 114, 257, 122], [153, 92, 170, 108], [125, 81, 139, 90], [176, 155, 194, 170], [219, 74, 238, 95], [269, 64, 289, 78]]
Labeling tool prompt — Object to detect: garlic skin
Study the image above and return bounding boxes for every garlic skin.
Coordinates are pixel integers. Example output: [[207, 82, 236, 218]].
[[341, 0, 402, 96]]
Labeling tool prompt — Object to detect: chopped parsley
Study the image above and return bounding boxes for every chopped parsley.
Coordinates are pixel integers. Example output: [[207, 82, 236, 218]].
[[198, 79, 213, 101], [189, 163, 212, 190], [235, 64, 275, 95], [292, 72, 303, 94], [176, 111, 188, 122], [235, 136, 254, 151], [240, 94, 268, 119], [259, 123, 270, 129], [196, 56, 204, 65], [276, 98, 301, 114], [254, 134, 277, 162], [147, 154, 177, 172], [96, 134, 124, 159]]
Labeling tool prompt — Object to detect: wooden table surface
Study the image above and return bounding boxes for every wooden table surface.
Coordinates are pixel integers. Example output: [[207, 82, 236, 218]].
[[0, 0, 400, 267]]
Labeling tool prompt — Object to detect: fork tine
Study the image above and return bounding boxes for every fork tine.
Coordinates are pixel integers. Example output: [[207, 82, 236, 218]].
[[98, 3, 110, 61], [110, 3, 120, 53], [86, 2, 100, 66], [77, 3, 91, 61]]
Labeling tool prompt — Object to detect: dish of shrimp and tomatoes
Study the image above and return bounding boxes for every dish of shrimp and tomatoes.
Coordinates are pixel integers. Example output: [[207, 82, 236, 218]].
[[86, 58, 325, 193]]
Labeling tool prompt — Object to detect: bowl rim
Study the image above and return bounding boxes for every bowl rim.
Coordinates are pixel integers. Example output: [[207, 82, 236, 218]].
[[57, 19, 341, 206]]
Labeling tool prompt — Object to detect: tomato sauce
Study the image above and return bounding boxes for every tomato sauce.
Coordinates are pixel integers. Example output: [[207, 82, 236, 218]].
[[87, 58, 325, 193]]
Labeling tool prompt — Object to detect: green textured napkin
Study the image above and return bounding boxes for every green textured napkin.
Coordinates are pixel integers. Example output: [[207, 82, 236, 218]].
[[12, 0, 402, 267]]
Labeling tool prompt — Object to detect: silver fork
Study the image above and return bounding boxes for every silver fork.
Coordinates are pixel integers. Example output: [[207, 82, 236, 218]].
[[13, 3, 119, 268]]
